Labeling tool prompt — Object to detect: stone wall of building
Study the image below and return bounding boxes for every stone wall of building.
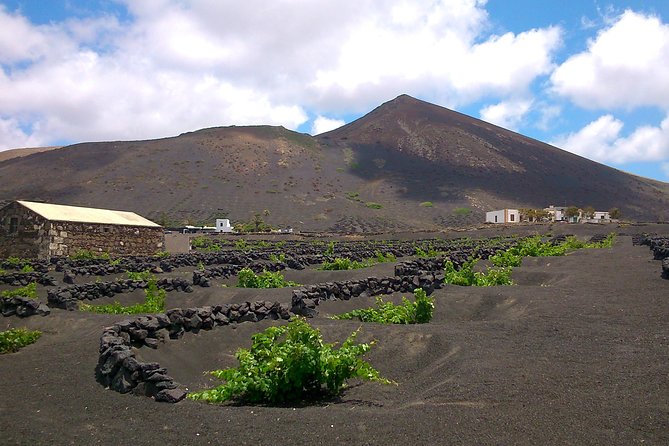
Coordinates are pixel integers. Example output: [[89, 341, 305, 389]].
[[0, 202, 164, 259], [46, 221, 164, 257], [0, 202, 49, 259]]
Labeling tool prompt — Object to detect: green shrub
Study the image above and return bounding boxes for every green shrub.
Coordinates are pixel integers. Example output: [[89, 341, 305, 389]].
[[345, 191, 360, 201], [444, 259, 513, 286], [474, 266, 513, 286], [365, 202, 383, 209], [235, 239, 250, 252], [444, 259, 477, 286], [269, 253, 287, 263], [236, 268, 299, 288], [324, 241, 335, 256], [204, 243, 222, 252], [319, 257, 365, 270], [1, 282, 37, 299], [0, 328, 42, 354], [79, 279, 166, 314], [453, 207, 471, 216], [414, 245, 440, 258], [5, 257, 28, 268], [489, 250, 523, 267], [188, 317, 392, 404], [374, 251, 396, 263], [191, 237, 208, 249], [332, 288, 434, 324], [154, 250, 170, 259], [126, 270, 154, 281], [419, 201, 434, 207], [69, 249, 110, 260], [20, 264, 35, 273], [586, 233, 617, 248]]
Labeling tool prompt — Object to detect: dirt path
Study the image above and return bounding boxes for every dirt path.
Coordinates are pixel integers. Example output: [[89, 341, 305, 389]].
[[1, 236, 668, 445]]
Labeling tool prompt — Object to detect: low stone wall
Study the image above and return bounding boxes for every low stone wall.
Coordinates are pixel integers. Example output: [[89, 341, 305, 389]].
[[635, 235, 669, 279], [1, 296, 50, 317], [96, 301, 292, 402], [48, 278, 193, 310], [290, 272, 444, 317], [0, 271, 56, 286]]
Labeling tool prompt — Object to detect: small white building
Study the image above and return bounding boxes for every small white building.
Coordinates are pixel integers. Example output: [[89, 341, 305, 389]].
[[585, 211, 610, 223], [485, 209, 519, 224], [545, 205, 567, 222], [215, 218, 234, 233]]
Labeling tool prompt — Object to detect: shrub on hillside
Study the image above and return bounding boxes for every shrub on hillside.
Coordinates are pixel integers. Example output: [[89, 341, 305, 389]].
[[188, 317, 392, 404], [236, 268, 299, 288], [332, 288, 434, 324], [0, 328, 42, 354]]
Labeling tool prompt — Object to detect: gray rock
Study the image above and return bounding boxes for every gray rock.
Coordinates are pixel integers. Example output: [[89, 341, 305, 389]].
[[154, 388, 187, 403]]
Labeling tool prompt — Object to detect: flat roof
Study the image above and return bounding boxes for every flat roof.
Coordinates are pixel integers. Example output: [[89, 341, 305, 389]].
[[17, 201, 161, 228]]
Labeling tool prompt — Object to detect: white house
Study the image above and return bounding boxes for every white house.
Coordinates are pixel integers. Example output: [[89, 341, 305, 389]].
[[586, 211, 610, 223], [485, 209, 519, 224], [544, 205, 567, 222], [215, 218, 234, 233]]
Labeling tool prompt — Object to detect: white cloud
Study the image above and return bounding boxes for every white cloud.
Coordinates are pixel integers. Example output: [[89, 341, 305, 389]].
[[0, 117, 45, 149], [0, 0, 563, 150], [479, 99, 532, 131], [551, 10, 669, 109], [311, 116, 345, 135], [552, 114, 669, 164]]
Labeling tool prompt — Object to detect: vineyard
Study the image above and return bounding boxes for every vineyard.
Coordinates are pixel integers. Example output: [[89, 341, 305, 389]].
[[1, 226, 668, 445]]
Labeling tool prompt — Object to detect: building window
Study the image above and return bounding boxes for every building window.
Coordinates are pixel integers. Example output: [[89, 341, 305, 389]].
[[9, 217, 19, 234], [103, 227, 110, 233], [510, 214, 515, 222]]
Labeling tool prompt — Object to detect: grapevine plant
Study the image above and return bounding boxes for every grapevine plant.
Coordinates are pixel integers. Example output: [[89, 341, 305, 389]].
[[0, 328, 42, 354], [331, 288, 434, 324], [79, 278, 166, 314], [236, 268, 299, 288], [188, 317, 393, 404]]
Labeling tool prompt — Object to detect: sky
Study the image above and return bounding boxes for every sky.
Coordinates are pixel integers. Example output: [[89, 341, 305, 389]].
[[1, 1, 669, 182]]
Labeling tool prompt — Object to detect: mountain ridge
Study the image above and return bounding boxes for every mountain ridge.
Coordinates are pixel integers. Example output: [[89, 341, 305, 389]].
[[1, 95, 667, 231]]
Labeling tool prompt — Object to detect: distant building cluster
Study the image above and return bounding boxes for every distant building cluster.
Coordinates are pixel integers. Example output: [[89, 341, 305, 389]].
[[486, 205, 617, 224]]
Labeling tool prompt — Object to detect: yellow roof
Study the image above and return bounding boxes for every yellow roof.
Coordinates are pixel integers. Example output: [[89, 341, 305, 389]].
[[17, 201, 161, 228]]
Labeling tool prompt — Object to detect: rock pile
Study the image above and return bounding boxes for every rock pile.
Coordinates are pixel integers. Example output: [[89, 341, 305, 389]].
[[1, 296, 50, 317], [0, 271, 56, 286], [634, 235, 669, 279]]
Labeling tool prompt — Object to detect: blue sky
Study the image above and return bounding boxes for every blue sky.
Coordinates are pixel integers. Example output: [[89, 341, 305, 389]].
[[1, 1, 669, 182]]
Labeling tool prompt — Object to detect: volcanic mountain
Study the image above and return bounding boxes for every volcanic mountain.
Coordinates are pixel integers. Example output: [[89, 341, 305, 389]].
[[0, 95, 667, 232]]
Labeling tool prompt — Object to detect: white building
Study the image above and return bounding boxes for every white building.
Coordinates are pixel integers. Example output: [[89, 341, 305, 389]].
[[215, 218, 234, 233], [545, 205, 567, 222], [586, 211, 610, 223], [485, 209, 519, 224]]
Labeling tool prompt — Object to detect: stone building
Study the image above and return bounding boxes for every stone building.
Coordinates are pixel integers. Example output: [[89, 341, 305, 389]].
[[0, 200, 164, 259]]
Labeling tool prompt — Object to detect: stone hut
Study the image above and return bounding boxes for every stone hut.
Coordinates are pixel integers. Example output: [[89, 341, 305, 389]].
[[0, 200, 164, 259]]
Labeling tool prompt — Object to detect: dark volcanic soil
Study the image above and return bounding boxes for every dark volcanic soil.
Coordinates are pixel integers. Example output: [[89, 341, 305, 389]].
[[1, 231, 668, 445]]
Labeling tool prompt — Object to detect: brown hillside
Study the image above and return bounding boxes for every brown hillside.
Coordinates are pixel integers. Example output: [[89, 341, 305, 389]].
[[0, 146, 62, 162], [0, 95, 667, 231]]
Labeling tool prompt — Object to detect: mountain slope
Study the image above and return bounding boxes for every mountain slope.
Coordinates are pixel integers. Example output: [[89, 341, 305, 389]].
[[318, 95, 669, 222], [0, 95, 667, 232]]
